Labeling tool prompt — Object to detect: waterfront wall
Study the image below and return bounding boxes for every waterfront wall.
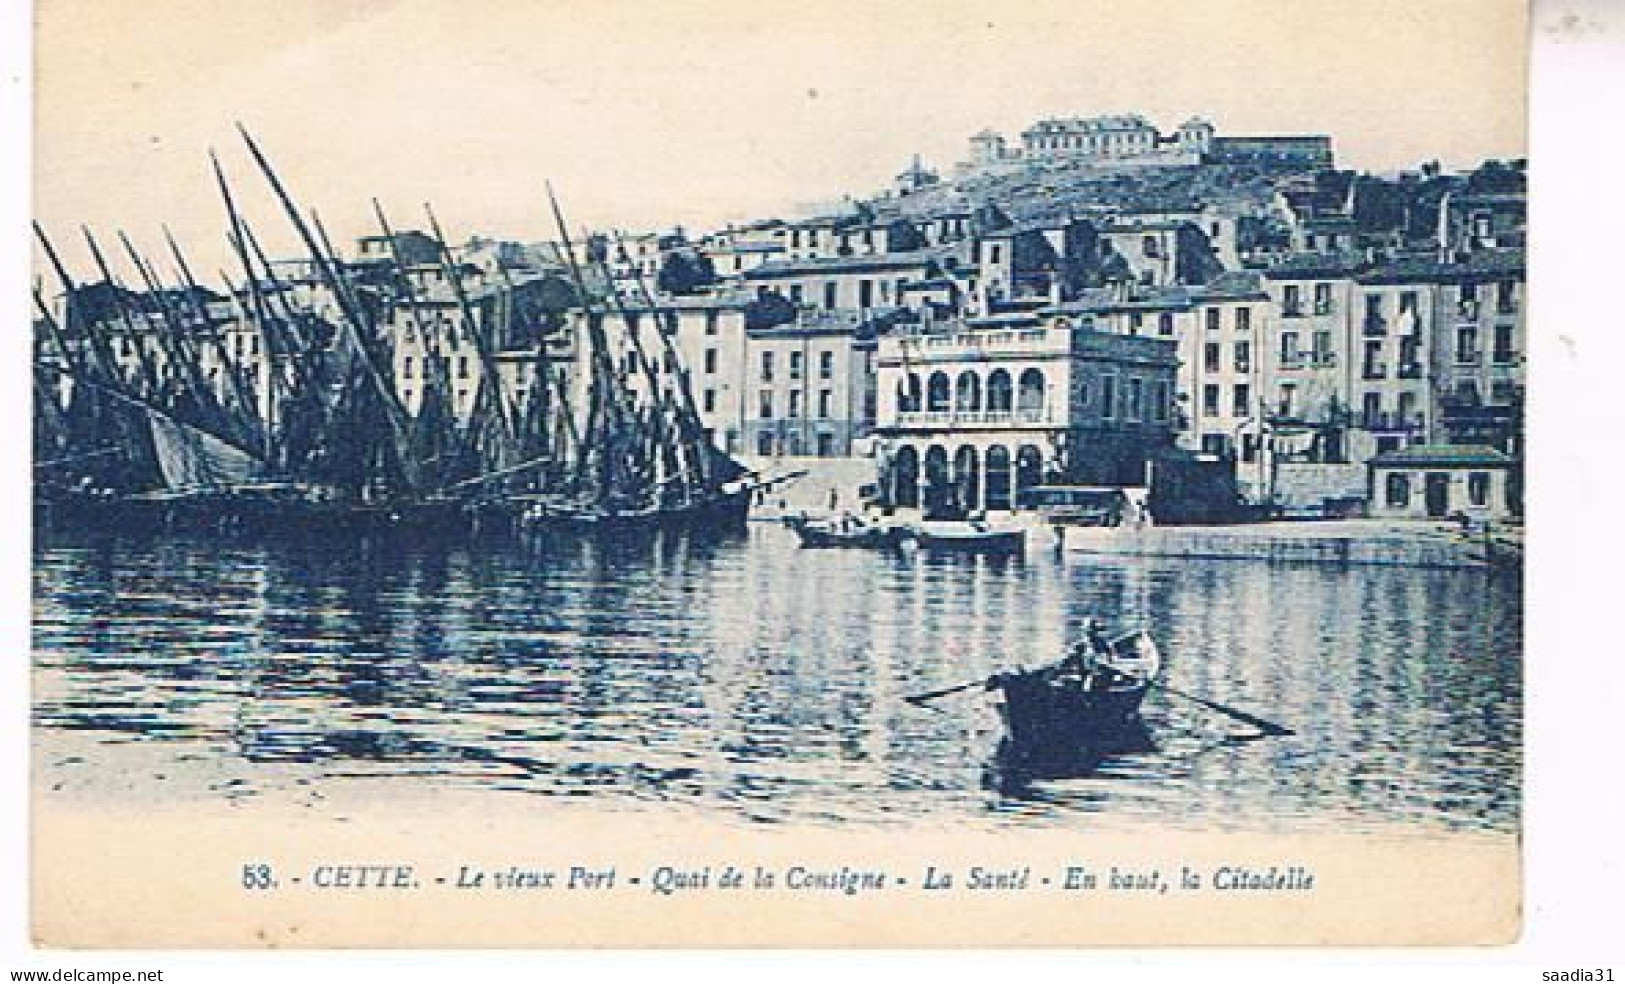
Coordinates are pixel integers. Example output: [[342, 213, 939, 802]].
[[1058, 520, 1490, 569]]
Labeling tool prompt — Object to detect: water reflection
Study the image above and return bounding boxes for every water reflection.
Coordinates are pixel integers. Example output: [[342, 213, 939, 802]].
[[33, 524, 1521, 831]]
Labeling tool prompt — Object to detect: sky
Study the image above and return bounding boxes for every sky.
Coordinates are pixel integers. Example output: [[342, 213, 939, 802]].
[[32, 0, 1527, 281]]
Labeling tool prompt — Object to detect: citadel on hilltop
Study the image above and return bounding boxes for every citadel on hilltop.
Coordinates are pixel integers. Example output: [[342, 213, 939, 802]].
[[965, 113, 1334, 171]]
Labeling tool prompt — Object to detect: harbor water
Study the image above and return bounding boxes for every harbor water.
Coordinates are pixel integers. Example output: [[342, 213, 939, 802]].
[[32, 523, 1521, 833]]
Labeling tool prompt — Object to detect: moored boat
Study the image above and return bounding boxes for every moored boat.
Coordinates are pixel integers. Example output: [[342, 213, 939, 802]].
[[908, 520, 1025, 554], [784, 513, 904, 549]]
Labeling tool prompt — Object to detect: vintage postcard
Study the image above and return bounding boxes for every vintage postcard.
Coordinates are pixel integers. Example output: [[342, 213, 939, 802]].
[[29, 0, 1527, 947]]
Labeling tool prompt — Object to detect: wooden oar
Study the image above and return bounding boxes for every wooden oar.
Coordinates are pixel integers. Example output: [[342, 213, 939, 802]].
[[905, 677, 992, 706], [1152, 682, 1294, 737]]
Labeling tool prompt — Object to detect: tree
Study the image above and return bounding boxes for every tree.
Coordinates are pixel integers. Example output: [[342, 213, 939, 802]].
[[656, 250, 717, 296]]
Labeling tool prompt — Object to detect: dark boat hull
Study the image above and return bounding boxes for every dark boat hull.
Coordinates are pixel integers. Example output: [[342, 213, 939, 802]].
[[911, 528, 1025, 554], [991, 629, 1161, 769], [36, 484, 752, 541], [996, 671, 1152, 751], [35, 487, 471, 539], [784, 516, 902, 549], [517, 488, 753, 534]]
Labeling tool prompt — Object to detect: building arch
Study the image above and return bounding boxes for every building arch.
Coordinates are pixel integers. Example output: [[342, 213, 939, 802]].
[[986, 369, 1013, 412], [985, 445, 1013, 511], [927, 371, 951, 412], [955, 371, 982, 412], [1017, 368, 1047, 413], [897, 373, 922, 413], [1015, 444, 1045, 508], [923, 444, 952, 517], [892, 445, 920, 508], [953, 445, 981, 514]]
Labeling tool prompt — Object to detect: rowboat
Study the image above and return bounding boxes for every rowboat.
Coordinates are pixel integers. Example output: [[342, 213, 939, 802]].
[[990, 628, 1161, 768], [908, 520, 1025, 554], [784, 513, 904, 549]]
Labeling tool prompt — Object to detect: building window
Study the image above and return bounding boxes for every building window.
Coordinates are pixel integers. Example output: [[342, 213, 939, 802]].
[[704, 348, 718, 374], [761, 350, 774, 382], [758, 390, 773, 419], [1142, 235, 1160, 258], [1399, 337, 1422, 376], [1129, 312, 1144, 333], [823, 282, 838, 310], [789, 284, 804, 305], [858, 280, 874, 309], [1127, 378, 1144, 421], [1236, 307, 1252, 332], [1386, 472, 1411, 508], [704, 311, 719, 336], [788, 391, 802, 418], [1363, 392, 1382, 427], [1400, 291, 1418, 314], [1152, 381, 1171, 423], [1235, 340, 1252, 374], [1457, 326, 1481, 364], [1159, 312, 1174, 336], [1313, 330, 1332, 365], [1101, 375, 1117, 420], [1203, 343, 1221, 373], [403, 356, 414, 380], [758, 431, 774, 456], [457, 356, 470, 379], [1206, 308, 1221, 331], [1363, 340, 1385, 379], [1283, 284, 1302, 316], [1313, 282, 1332, 315], [1232, 384, 1250, 417], [818, 350, 833, 379], [1469, 472, 1490, 506], [1460, 282, 1479, 311], [1277, 383, 1297, 417], [1279, 331, 1300, 366], [1364, 293, 1385, 332], [789, 350, 803, 381], [1496, 280, 1517, 314], [1493, 324, 1516, 364], [1201, 384, 1220, 417], [818, 389, 832, 419], [817, 433, 835, 457], [987, 243, 1003, 265]]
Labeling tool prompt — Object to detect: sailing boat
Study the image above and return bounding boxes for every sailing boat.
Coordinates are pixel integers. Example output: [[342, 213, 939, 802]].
[[33, 129, 757, 537]]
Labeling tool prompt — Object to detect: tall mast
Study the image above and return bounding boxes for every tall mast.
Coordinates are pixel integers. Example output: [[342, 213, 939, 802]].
[[161, 224, 263, 444], [423, 204, 517, 448], [81, 226, 166, 400], [34, 222, 122, 386], [234, 123, 419, 492], [614, 233, 720, 494], [117, 230, 229, 440]]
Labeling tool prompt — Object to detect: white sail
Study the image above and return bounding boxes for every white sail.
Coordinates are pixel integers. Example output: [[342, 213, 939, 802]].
[[147, 409, 261, 490]]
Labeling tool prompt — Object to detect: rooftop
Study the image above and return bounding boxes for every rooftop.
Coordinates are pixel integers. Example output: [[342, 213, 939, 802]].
[[745, 248, 950, 279], [1041, 285, 1196, 315], [1369, 444, 1515, 468], [1195, 270, 1268, 301]]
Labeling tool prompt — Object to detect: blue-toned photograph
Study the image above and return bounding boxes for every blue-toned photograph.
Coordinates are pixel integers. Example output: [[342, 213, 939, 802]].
[[24, 0, 1529, 947]]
